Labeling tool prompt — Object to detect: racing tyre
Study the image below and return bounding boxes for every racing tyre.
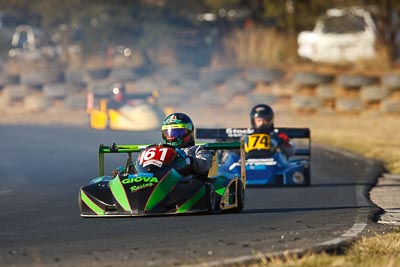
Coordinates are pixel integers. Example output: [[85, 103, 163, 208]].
[[335, 98, 363, 112], [86, 68, 111, 81], [21, 70, 64, 87], [316, 84, 335, 99], [205, 183, 216, 214], [246, 68, 285, 83], [292, 72, 334, 86], [380, 98, 400, 113], [303, 166, 311, 186], [0, 74, 20, 87], [42, 83, 67, 99], [224, 77, 254, 94], [382, 74, 400, 89], [3, 84, 29, 101], [64, 69, 85, 85], [360, 85, 388, 102], [24, 94, 50, 112], [337, 75, 378, 88]]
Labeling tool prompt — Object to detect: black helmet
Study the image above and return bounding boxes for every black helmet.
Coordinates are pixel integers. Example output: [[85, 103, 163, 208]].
[[250, 104, 274, 131], [161, 113, 195, 148]]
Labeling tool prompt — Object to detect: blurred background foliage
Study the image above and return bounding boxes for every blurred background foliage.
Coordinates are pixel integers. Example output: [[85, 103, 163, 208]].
[[0, 0, 399, 69]]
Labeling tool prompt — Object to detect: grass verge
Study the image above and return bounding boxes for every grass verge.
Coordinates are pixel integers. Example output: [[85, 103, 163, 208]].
[[245, 229, 400, 267]]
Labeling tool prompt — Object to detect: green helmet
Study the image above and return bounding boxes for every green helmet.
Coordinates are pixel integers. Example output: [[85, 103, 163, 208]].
[[161, 113, 194, 148]]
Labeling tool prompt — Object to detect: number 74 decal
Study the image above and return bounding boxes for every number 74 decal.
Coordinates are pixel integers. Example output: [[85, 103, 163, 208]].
[[244, 134, 271, 152]]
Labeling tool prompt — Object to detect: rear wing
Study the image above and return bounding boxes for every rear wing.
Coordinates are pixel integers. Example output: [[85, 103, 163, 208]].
[[196, 127, 311, 157], [97, 141, 246, 185]]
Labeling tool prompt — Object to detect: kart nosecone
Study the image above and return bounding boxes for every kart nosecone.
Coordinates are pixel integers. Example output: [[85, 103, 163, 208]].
[[79, 142, 246, 217]]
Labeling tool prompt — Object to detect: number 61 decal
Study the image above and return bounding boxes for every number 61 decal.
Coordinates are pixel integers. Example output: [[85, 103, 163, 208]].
[[139, 146, 176, 166]]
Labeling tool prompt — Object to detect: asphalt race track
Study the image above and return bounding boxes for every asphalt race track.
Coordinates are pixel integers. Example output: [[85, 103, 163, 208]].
[[0, 125, 383, 267]]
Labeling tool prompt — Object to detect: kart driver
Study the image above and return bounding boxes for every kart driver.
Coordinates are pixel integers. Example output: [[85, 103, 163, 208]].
[[112, 112, 212, 179], [161, 112, 212, 177], [219, 104, 295, 172], [249, 103, 296, 158]]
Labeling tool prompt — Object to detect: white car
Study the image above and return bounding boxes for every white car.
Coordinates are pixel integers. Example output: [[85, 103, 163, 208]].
[[297, 7, 377, 64]]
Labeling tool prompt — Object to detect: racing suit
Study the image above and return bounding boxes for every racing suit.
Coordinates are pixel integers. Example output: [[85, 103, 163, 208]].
[[181, 145, 213, 176]]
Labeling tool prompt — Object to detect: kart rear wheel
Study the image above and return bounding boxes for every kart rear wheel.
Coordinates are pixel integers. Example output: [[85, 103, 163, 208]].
[[303, 166, 311, 186], [235, 180, 245, 212], [206, 183, 216, 214]]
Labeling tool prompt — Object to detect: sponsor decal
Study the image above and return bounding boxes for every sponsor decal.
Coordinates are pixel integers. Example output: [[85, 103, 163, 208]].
[[225, 128, 253, 137], [246, 158, 277, 166], [143, 159, 163, 168], [130, 183, 155, 192], [122, 176, 159, 184], [121, 175, 159, 192]]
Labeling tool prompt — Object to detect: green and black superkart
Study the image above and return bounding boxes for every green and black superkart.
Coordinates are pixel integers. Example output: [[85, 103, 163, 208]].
[[79, 141, 246, 217]]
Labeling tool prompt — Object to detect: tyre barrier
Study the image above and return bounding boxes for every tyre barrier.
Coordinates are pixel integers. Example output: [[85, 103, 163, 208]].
[[335, 98, 363, 113], [289, 72, 400, 114], [293, 72, 334, 86], [337, 74, 379, 88], [0, 66, 400, 115], [382, 74, 400, 89], [246, 68, 285, 84], [360, 85, 389, 102], [24, 94, 50, 112], [316, 84, 336, 100]]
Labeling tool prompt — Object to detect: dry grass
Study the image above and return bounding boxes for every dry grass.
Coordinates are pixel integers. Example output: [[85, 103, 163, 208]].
[[277, 113, 400, 173], [223, 27, 298, 67], [242, 230, 400, 267]]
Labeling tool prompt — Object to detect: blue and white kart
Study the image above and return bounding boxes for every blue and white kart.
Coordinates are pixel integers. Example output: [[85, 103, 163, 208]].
[[196, 127, 311, 186]]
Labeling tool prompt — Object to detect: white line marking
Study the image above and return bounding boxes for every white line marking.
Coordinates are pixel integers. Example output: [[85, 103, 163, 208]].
[[319, 223, 367, 246]]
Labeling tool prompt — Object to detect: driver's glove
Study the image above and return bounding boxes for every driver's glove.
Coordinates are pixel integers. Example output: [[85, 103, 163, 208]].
[[111, 166, 125, 178], [278, 132, 290, 146]]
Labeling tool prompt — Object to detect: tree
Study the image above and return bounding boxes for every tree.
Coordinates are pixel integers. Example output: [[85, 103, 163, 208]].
[[369, 0, 400, 66]]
